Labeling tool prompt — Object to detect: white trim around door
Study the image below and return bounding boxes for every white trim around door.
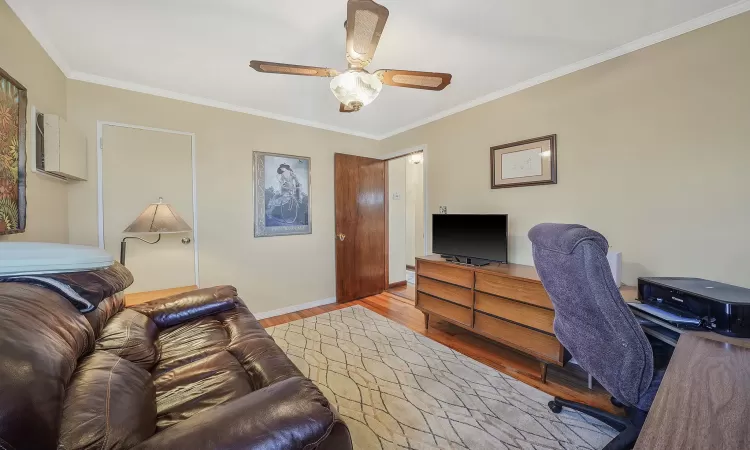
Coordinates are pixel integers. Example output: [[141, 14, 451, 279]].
[[380, 144, 429, 259], [96, 121, 200, 287]]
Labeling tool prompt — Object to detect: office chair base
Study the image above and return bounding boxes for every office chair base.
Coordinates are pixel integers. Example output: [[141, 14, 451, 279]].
[[548, 397, 646, 450]]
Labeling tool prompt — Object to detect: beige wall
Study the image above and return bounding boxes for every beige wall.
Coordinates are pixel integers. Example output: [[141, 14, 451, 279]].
[[379, 13, 750, 288], [389, 154, 425, 281], [405, 159, 416, 267], [405, 157, 424, 265], [66, 81, 379, 313], [0, 0, 69, 243]]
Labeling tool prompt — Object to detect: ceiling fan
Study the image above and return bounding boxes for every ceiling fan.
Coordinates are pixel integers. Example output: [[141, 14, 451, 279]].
[[249, 0, 452, 113]]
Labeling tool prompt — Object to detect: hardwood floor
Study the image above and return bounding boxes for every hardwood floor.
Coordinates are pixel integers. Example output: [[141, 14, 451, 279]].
[[387, 283, 415, 303], [259, 291, 620, 415]]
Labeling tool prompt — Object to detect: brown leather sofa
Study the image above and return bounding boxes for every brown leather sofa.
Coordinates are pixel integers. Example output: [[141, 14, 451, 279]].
[[0, 283, 352, 450]]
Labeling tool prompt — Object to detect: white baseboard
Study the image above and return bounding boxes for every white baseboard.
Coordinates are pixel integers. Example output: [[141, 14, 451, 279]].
[[253, 296, 337, 320]]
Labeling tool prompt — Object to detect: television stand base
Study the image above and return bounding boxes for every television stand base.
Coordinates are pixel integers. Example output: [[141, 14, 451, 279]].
[[440, 255, 491, 267]]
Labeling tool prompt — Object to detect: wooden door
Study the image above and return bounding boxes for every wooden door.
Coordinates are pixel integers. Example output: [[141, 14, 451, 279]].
[[102, 125, 196, 293], [335, 153, 387, 302]]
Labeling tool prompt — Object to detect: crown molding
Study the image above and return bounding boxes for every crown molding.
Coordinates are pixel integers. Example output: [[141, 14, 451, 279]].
[[67, 72, 381, 139], [9, 0, 750, 141], [377, 0, 750, 140]]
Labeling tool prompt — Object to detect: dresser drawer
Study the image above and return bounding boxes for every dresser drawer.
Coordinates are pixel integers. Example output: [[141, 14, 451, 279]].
[[418, 261, 473, 288], [417, 292, 472, 327], [475, 292, 555, 334], [417, 276, 473, 308], [474, 312, 563, 365], [475, 273, 553, 309]]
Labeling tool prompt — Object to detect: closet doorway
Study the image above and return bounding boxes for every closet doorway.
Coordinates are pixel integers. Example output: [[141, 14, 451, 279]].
[[385, 148, 426, 303], [98, 122, 198, 294]]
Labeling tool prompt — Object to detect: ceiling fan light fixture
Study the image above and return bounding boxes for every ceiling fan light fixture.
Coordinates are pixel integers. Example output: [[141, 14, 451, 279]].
[[330, 70, 382, 110], [249, 1, 451, 113]]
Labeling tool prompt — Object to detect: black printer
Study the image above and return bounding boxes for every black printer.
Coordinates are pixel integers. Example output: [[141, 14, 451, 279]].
[[637, 277, 750, 338]]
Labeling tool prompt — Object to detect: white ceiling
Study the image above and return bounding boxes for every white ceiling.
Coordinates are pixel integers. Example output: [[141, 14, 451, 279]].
[[8, 0, 748, 139]]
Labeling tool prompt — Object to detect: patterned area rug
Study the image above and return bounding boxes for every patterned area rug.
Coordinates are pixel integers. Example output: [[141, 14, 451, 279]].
[[266, 305, 616, 450]]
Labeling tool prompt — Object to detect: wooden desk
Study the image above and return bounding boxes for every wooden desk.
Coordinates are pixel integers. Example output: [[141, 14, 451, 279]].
[[635, 332, 750, 450]]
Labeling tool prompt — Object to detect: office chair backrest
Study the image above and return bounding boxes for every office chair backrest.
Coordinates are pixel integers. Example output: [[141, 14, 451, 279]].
[[529, 223, 656, 410]]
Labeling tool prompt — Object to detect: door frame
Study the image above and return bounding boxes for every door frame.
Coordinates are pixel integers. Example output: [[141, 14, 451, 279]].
[[96, 121, 200, 287], [380, 144, 429, 288]]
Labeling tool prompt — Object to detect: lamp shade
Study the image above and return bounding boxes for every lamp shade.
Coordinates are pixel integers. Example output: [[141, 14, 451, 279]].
[[123, 198, 192, 234]]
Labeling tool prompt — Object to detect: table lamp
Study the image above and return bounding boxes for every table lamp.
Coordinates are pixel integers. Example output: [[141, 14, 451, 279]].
[[120, 197, 192, 265]]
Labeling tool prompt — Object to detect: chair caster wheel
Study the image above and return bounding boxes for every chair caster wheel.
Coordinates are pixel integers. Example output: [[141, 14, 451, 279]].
[[548, 400, 562, 414], [611, 397, 625, 408]]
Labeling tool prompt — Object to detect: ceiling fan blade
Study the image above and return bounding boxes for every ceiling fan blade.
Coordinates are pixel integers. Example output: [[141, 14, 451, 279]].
[[346, 0, 389, 68], [340, 103, 358, 113], [375, 70, 452, 91], [249, 60, 339, 77]]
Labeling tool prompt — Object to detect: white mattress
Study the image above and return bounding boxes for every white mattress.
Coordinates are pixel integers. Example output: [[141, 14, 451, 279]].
[[0, 242, 113, 276]]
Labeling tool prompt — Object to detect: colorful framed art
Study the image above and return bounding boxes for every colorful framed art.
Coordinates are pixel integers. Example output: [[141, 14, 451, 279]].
[[0, 67, 27, 235]]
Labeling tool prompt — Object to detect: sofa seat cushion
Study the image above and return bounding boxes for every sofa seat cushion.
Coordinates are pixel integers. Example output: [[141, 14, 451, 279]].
[[154, 316, 231, 375], [96, 309, 160, 371], [153, 304, 275, 376], [154, 351, 254, 431], [59, 351, 156, 450]]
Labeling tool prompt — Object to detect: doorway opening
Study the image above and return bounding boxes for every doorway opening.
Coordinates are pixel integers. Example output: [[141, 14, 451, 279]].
[[386, 149, 425, 303], [97, 122, 199, 297]]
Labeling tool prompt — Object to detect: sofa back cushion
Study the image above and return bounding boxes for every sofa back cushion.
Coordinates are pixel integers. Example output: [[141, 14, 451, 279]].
[[96, 308, 160, 371], [0, 283, 95, 450], [59, 351, 156, 450]]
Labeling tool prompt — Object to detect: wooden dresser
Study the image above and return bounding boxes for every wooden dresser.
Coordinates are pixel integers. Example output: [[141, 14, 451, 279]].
[[416, 255, 563, 375]]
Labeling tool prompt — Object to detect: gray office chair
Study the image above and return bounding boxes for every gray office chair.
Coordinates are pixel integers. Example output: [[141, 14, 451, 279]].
[[528, 223, 663, 450]]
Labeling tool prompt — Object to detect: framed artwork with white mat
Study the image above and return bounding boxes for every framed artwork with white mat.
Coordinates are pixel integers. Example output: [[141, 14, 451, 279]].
[[491, 135, 557, 189]]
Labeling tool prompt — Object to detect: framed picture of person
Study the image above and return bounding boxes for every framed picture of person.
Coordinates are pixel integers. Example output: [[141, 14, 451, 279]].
[[253, 151, 311, 237], [491, 134, 557, 189]]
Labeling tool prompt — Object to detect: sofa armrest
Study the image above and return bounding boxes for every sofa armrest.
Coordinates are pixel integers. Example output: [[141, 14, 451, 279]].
[[130, 286, 238, 328], [133, 377, 350, 450]]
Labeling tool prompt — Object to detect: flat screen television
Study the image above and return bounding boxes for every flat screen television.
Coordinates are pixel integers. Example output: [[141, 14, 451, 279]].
[[432, 214, 508, 264]]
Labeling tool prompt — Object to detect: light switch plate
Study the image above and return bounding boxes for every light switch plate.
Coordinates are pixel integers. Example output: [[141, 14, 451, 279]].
[[439, 206, 447, 214], [392, 192, 401, 200]]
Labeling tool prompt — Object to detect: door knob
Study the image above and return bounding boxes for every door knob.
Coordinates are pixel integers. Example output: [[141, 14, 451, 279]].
[[181, 237, 192, 244], [337, 233, 346, 241]]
